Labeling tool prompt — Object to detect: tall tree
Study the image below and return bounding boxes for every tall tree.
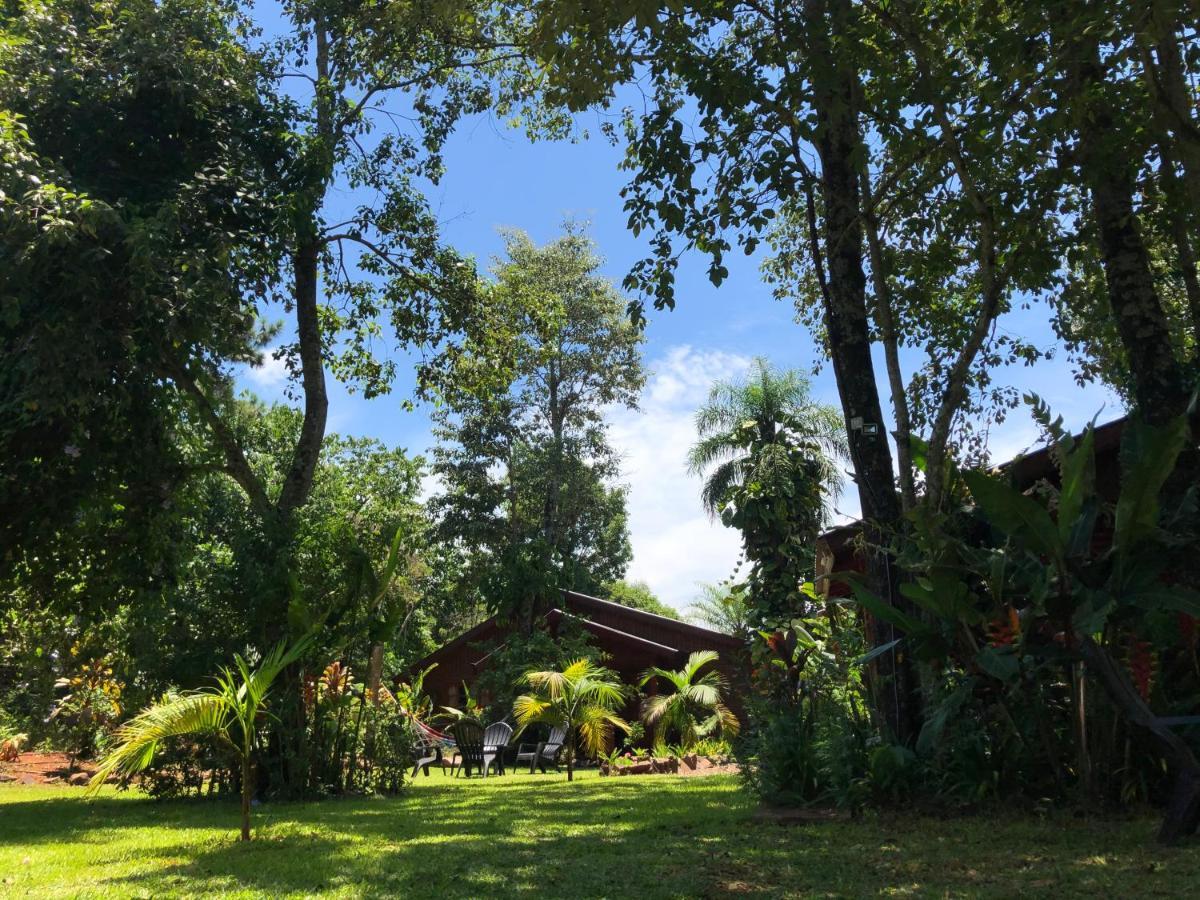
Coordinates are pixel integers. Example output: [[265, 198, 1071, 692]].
[[430, 226, 644, 627], [520, 0, 1063, 739], [688, 360, 846, 625], [603, 579, 680, 619], [1054, 1, 1191, 424], [3, 0, 529, 790], [0, 0, 284, 575]]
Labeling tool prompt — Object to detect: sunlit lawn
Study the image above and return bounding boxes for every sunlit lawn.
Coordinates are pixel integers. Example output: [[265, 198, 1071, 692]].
[[1, 769, 1197, 898]]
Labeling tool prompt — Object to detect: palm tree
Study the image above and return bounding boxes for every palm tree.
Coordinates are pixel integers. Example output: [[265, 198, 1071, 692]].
[[687, 582, 749, 636], [639, 650, 740, 749], [88, 637, 311, 841], [687, 357, 847, 519], [512, 659, 630, 781]]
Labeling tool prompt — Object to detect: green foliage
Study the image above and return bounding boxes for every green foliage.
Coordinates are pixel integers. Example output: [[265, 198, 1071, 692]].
[[48, 652, 124, 766], [0, 0, 285, 575], [430, 226, 644, 624], [603, 580, 679, 619], [639, 650, 739, 749], [852, 399, 1200, 817], [472, 619, 600, 722], [739, 602, 872, 810], [302, 660, 416, 796], [689, 360, 846, 627], [686, 582, 749, 636], [91, 635, 313, 840], [512, 658, 631, 781]]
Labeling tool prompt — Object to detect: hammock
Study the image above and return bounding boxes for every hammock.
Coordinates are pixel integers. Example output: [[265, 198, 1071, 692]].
[[407, 711, 454, 747]]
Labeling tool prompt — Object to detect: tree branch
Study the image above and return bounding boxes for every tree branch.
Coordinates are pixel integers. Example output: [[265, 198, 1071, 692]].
[[164, 362, 275, 521]]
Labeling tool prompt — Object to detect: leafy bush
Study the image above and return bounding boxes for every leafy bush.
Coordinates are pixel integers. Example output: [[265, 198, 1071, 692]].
[[739, 600, 872, 808], [692, 737, 733, 761], [848, 404, 1200, 838], [49, 651, 124, 766], [473, 619, 601, 721], [137, 737, 232, 801]]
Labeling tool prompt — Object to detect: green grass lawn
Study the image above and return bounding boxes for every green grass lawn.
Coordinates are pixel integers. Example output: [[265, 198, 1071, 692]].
[[1, 770, 1197, 898]]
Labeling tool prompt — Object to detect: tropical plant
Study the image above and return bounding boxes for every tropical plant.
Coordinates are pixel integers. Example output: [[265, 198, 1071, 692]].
[[688, 358, 846, 518], [437, 681, 486, 727], [393, 663, 438, 722], [851, 399, 1200, 842], [429, 226, 644, 629], [89, 637, 312, 841], [49, 651, 124, 771], [512, 659, 630, 781], [639, 651, 740, 750], [739, 591, 873, 809], [687, 583, 749, 636], [472, 620, 601, 722], [689, 361, 847, 628], [691, 737, 734, 761]]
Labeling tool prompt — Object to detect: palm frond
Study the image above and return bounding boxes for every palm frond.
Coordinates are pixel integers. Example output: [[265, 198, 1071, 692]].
[[576, 676, 627, 709], [576, 704, 630, 756], [640, 694, 672, 728], [512, 694, 554, 728], [88, 691, 229, 793], [713, 702, 740, 736], [698, 703, 741, 738], [682, 650, 720, 681], [523, 668, 569, 699], [699, 459, 746, 517], [685, 682, 721, 707]]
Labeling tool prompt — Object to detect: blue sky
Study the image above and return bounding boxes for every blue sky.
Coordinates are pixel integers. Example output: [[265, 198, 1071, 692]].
[[238, 7, 1120, 611]]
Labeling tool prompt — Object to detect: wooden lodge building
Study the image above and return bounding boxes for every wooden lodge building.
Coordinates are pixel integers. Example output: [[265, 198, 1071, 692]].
[[412, 417, 1132, 729], [412, 589, 748, 724]]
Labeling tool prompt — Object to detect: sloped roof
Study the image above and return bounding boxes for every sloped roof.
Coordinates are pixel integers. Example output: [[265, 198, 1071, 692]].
[[818, 415, 1128, 558], [409, 588, 741, 677]]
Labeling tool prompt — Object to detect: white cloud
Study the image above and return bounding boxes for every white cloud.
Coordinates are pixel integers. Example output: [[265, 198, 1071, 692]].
[[244, 351, 290, 390], [607, 346, 753, 613]]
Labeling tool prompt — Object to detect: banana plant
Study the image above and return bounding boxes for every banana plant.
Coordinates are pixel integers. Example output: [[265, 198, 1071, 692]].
[[88, 636, 312, 841], [960, 410, 1199, 843]]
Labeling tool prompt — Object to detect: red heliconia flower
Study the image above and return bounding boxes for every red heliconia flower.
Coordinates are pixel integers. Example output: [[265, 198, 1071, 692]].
[[1128, 640, 1156, 702], [987, 607, 1020, 647]]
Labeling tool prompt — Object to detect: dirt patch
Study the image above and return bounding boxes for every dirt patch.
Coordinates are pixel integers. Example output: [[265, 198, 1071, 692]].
[[0, 752, 98, 786], [600, 756, 740, 778], [675, 760, 739, 778]]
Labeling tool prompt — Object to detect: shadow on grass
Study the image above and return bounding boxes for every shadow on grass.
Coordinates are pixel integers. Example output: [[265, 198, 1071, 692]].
[[90, 778, 758, 897], [4, 776, 1198, 898]]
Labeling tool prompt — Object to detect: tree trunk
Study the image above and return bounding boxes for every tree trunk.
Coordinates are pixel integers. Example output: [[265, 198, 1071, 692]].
[[1069, 27, 1188, 424], [240, 753, 253, 842], [1143, 0, 1200, 210], [1156, 149, 1200, 352], [875, 0, 1008, 512], [804, 0, 920, 745], [278, 239, 330, 516], [566, 728, 575, 782], [858, 160, 916, 512], [1072, 661, 1093, 799], [540, 357, 564, 621]]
